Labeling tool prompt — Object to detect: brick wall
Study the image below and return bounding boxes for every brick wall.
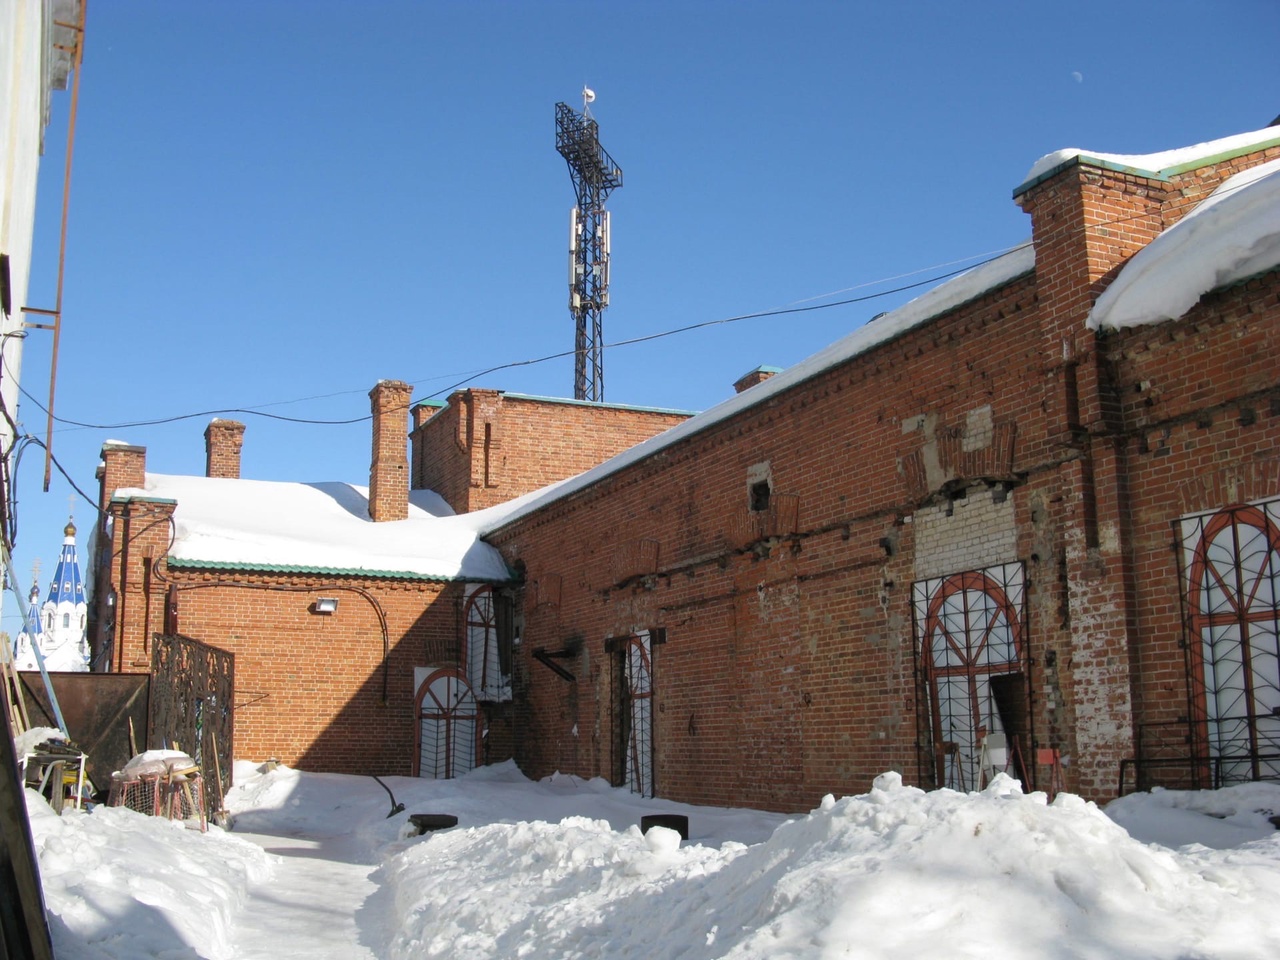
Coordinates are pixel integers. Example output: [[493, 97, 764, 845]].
[[1101, 268, 1280, 778], [490, 273, 1057, 811], [95, 433, 498, 777], [410, 389, 691, 513], [157, 570, 464, 774], [486, 140, 1280, 810]]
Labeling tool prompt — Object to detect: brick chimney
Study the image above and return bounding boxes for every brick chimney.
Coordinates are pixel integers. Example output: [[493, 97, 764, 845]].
[[369, 380, 413, 522], [733, 365, 781, 394], [204, 419, 246, 479], [96, 440, 147, 549], [97, 441, 147, 507]]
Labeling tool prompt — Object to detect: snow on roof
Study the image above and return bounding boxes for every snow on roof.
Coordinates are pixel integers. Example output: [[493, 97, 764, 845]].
[[113, 474, 512, 581], [1019, 124, 1280, 190], [477, 243, 1036, 536], [1088, 157, 1280, 331]]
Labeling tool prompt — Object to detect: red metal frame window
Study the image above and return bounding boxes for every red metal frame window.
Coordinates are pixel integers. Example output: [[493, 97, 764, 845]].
[[414, 668, 479, 779], [913, 563, 1027, 792], [1181, 498, 1280, 785], [464, 585, 506, 701]]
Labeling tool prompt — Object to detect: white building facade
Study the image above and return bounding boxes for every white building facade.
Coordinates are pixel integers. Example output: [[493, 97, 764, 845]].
[[0, 0, 82, 623]]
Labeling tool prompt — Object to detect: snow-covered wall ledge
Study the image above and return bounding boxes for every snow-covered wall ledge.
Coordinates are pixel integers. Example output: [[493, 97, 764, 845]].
[[1087, 157, 1280, 331], [1014, 125, 1280, 198]]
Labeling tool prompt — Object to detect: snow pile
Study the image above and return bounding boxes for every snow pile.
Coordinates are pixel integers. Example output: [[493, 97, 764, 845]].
[[112, 475, 511, 581], [25, 790, 272, 960], [1088, 157, 1280, 330], [120, 749, 198, 778], [379, 771, 1280, 959], [1107, 781, 1280, 850], [22, 759, 1280, 959], [14, 725, 70, 755]]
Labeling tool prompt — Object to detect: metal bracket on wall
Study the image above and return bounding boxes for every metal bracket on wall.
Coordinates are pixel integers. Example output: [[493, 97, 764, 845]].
[[532, 647, 577, 682]]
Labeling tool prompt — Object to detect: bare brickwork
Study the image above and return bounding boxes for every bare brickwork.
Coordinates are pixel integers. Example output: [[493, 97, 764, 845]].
[[204, 420, 245, 479], [87, 136, 1280, 806], [95, 429, 488, 776], [410, 389, 691, 514], [369, 380, 413, 522], [485, 139, 1280, 810]]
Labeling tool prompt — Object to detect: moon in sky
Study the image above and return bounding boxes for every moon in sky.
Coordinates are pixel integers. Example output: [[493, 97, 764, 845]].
[[1071, 71, 1084, 83]]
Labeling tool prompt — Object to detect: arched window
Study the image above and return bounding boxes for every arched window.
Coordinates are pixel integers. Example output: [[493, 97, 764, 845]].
[[914, 564, 1026, 791], [414, 668, 479, 779], [63, 613, 70, 629], [463, 585, 511, 701], [1184, 500, 1280, 784]]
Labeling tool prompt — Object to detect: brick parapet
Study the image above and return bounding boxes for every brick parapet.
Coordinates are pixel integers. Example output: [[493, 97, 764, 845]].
[[409, 389, 691, 514]]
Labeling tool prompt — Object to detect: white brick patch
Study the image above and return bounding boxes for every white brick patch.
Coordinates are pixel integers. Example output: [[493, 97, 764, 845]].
[[913, 486, 1017, 580]]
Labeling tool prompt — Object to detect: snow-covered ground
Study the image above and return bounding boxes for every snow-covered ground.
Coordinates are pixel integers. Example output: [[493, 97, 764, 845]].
[[24, 759, 1280, 959]]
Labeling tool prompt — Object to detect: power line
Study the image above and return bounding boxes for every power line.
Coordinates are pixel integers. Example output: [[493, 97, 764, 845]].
[[28, 169, 1235, 438], [30, 245, 1026, 436]]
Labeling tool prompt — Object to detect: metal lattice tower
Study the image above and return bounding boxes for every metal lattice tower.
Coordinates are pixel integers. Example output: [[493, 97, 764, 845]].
[[555, 92, 622, 401]]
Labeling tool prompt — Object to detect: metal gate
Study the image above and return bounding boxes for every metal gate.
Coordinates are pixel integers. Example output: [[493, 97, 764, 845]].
[[414, 668, 479, 779], [913, 563, 1027, 792], [150, 633, 234, 814], [1180, 499, 1280, 785]]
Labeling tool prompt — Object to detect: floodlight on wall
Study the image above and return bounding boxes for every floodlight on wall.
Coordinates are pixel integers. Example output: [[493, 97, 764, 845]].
[[314, 597, 339, 614]]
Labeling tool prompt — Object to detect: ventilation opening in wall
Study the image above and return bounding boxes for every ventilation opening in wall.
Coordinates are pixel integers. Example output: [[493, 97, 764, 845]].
[[747, 478, 768, 512], [747, 461, 773, 513], [749, 480, 771, 512]]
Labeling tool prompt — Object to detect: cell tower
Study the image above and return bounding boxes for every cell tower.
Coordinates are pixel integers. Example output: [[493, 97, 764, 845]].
[[555, 88, 622, 402]]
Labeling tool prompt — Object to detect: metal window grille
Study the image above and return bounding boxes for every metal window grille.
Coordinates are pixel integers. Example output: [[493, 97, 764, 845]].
[[616, 633, 654, 797], [415, 668, 478, 779], [464, 586, 509, 701], [1180, 498, 1280, 786], [913, 563, 1028, 792]]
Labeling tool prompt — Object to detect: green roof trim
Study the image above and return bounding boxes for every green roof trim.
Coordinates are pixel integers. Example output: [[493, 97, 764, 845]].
[[1013, 154, 1169, 198], [165, 557, 514, 583], [1013, 134, 1280, 199], [109, 494, 178, 506], [1154, 135, 1280, 176]]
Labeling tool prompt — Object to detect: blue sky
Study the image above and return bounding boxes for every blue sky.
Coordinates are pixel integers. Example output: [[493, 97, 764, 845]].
[[8, 0, 1279, 635]]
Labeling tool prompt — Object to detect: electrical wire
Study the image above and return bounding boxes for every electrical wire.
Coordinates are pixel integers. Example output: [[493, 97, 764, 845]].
[[10, 163, 1265, 438], [8, 243, 1032, 433]]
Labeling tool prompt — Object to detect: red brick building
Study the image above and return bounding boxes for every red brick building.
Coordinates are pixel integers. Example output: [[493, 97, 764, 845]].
[[478, 125, 1280, 809], [93, 124, 1280, 811], [92, 383, 687, 776]]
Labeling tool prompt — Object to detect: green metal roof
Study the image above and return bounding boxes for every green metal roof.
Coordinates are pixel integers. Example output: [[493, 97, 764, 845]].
[[165, 557, 514, 583]]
